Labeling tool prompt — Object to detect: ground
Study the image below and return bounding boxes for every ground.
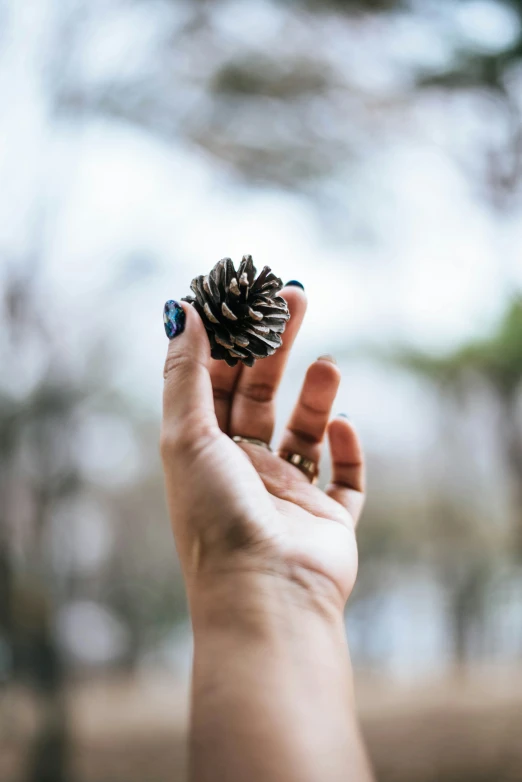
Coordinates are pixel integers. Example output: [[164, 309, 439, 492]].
[[2, 667, 522, 782]]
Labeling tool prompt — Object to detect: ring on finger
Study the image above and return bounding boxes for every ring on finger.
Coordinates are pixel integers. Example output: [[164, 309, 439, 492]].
[[279, 451, 319, 484], [233, 435, 273, 452]]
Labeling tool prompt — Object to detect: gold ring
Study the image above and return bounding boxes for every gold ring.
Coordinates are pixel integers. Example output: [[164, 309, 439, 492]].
[[279, 451, 319, 484], [233, 435, 272, 452]]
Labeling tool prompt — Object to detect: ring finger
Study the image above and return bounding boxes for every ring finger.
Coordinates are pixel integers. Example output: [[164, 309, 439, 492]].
[[277, 356, 341, 476]]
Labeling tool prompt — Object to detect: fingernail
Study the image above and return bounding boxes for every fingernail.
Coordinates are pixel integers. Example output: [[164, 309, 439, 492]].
[[284, 280, 305, 291], [163, 300, 186, 339], [317, 354, 337, 364]]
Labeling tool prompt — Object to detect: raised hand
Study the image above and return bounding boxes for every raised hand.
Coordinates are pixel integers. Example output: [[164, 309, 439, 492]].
[[161, 283, 365, 617], [161, 282, 373, 782]]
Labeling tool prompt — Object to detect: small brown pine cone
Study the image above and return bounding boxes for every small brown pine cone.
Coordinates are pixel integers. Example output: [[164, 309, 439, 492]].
[[182, 255, 291, 367]]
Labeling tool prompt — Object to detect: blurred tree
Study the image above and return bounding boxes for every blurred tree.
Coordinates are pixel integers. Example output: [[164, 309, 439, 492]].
[[0, 255, 183, 779], [47, 0, 522, 210], [1, 262, 80, 782], [416, 1, 522, 210], [390, 299, 522, 661], [396, 298, 522, 552]]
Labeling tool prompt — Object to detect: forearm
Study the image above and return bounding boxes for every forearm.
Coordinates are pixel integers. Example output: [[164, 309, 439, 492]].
[[189, 572, 374, 782]]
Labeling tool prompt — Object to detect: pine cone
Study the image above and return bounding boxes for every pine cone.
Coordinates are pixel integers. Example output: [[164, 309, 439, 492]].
[[182, 256, 290, 367]]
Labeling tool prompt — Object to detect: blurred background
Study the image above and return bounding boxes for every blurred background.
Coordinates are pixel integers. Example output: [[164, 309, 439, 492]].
[[2, 0, 522, 780]]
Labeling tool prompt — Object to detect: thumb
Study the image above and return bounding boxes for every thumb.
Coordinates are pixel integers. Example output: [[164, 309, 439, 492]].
[[161, 299, 218, 457]]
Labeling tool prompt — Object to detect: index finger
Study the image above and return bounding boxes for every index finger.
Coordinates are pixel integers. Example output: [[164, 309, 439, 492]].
[[161, 300, 219, 457]]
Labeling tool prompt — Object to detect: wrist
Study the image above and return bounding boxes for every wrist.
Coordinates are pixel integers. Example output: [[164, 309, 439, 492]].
[[188, 566, 347, 644], [189, 569, 358, 730]]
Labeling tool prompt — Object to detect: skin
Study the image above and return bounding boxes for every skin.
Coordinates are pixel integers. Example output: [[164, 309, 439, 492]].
[[161, 285, 374, 782]]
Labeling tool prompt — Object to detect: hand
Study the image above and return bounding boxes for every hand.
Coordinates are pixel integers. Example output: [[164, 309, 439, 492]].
[[161, 285, 365, 620]]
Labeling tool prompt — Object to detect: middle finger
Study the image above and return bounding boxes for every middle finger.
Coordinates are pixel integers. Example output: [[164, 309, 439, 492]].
[[229, 284, 307, 445]]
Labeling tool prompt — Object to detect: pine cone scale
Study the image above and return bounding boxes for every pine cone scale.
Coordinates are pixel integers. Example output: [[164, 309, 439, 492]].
[[203, 302, 219, 324]]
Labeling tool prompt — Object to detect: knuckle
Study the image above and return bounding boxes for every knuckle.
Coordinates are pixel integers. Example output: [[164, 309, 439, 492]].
[[237, 382, 275, 405], [177, 418, 215, 456], [163, 352, 199, 382], [299, 398, 332, 418], [213, 386, 231, 404], [288, 426, 321, 446], [161, 413, 219, 463]]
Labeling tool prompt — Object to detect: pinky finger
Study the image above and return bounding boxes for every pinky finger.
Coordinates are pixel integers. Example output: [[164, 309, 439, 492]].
[[326, 416, 365, 526]]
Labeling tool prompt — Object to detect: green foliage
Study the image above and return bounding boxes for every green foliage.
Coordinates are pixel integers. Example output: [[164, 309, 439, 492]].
[[392, 296, 522, 558], [419, 40, 522, 92], [394, 298, 522, 397], [415, 1, 522, 92]]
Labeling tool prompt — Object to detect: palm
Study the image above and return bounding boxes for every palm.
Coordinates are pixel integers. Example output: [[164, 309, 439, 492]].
[[189, 415, 361, 604], [262, 456, 358, 602]]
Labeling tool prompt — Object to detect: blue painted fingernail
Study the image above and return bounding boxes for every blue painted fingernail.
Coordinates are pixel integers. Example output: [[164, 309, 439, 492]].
[[163, 300, 186, 339], [284, 280, 305, 290]]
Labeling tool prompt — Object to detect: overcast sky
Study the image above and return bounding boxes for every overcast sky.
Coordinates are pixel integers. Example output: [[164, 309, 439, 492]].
[[2, 0, 522, 456]]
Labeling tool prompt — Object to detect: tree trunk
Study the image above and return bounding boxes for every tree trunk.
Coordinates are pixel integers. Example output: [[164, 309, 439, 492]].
[[27, 689, 69, 782], [500, 391, 522, 558], [447, 562, 487, 669]]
